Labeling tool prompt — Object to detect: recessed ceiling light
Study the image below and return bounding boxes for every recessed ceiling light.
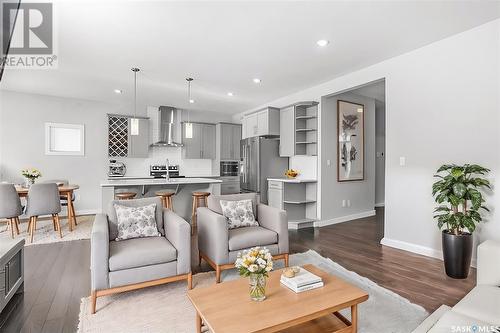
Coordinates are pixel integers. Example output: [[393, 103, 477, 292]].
[[114, 89, 123, 94], [227, 92, 234, 96], [189, 99, 195, 104], [253, 78, 261, 84], [316, 39, 329, 47]]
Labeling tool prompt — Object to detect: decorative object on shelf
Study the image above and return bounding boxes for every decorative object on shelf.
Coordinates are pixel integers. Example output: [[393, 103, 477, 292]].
[[432, 164, 491, 279], [184, 78, 194, 138], [337, 100, 364, 182], [21, 168, 41, 187], [130, 67, 140, 136], [235, 246, 273, 301], [284, 169, 299, 179]]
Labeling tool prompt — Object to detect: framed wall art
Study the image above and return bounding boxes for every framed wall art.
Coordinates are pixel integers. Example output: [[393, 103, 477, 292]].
[[337, 100, 364, 182]]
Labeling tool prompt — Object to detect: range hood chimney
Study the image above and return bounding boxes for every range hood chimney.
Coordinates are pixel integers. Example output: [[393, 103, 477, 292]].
[[150, 106, 183, 147]]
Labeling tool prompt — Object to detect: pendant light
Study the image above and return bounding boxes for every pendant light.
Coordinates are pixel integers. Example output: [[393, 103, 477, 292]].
[[130, 67, 140, 136], [185, 77, 194, 139]]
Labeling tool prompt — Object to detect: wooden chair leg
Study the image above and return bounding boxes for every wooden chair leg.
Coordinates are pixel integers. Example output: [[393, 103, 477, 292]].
[[284, 253, 289, 267], [216, 265, 221, 284], [15, 217, 20, 235], [198, 254, 202, 266], [8, 219, 14, 238], [191, 197, 196, 235], [30, 216, 37, 243], [90, 291, 97, 314], [168, 196, 173, 211], [55, 214, 62, 238], [51, 214, 57, 231], [187, 272, 193, 290]]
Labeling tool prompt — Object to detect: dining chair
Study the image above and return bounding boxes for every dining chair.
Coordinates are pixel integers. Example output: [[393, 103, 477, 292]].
[[0, 183, 22, 238], [41, 179, 77, 226], [25, 183, 62, 243]]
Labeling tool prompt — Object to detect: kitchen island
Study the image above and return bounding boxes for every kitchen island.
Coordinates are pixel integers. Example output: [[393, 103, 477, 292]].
[[100, 177, 222, 222]]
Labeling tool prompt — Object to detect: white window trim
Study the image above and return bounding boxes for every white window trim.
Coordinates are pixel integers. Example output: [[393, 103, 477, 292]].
[[45, 122, 85, 156]]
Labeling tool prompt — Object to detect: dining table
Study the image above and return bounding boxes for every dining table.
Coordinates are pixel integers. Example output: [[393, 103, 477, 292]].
[[15, 184, 80, 232]]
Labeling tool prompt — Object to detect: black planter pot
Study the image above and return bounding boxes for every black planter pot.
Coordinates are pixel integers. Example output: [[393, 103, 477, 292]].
[[442, 230, 473, 279]]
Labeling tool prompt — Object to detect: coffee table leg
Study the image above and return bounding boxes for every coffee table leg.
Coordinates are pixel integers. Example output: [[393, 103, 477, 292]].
[[351, 304, 358, 332], [196, 312, 202, 333]]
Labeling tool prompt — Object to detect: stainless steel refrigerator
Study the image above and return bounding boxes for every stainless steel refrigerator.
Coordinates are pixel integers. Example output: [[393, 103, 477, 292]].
[[240, 137, 288, 204]]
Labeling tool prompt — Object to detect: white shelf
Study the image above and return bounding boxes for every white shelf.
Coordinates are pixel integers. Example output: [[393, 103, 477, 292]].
[[295, 116, 317, 120], [295, 128, 316, 132], [296, 141, 317, 144], [284, 200, 316, 204], [288, 219, 316, 230]]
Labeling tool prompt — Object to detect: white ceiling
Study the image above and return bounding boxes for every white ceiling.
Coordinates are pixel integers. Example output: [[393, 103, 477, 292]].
[[1, 1, 499, 114]]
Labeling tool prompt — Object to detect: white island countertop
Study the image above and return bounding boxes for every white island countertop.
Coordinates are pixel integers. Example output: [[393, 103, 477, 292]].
[[267, 178, 317, 183], [101, 177, 222, 187]]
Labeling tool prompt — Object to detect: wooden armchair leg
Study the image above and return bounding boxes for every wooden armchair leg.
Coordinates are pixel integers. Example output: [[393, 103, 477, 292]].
[[187, 272, 193, 290], [216, 265, 221, 284], [90, 290, 97, 314], [284, 253, 289, 267]]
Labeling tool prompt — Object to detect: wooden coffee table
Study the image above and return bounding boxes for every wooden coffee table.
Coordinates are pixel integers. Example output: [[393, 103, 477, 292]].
[[187, 264, 369, 333]]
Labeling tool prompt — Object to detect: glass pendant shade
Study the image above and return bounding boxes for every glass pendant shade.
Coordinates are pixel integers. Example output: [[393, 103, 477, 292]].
[[131, 118, 139, 136], [185, 122, 193, 139]]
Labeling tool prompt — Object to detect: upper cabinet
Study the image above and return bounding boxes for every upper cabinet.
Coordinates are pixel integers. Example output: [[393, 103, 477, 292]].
[[217, 123, 242, 161], [279, 102, 318, 157], [242, 107, 280, 139], [181, 122, 216, 159], [108, 114, 150, 158]]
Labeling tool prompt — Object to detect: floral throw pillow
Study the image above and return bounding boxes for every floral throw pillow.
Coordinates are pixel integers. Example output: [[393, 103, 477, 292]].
[[219, 199, 259, 229], [114, 203, 160, 241]]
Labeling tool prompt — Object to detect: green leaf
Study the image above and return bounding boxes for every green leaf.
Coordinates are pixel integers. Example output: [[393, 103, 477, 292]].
[[449, 195, 462, 207], [452, 183, 467, 198], [437, 164, 455, 173], [450, 167, 464, 179], [468, 189, 482, 210]]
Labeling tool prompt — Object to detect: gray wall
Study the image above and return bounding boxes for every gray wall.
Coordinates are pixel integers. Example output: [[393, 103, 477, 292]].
[[320, 92, 376, 221], [375, 100, 385, 205]]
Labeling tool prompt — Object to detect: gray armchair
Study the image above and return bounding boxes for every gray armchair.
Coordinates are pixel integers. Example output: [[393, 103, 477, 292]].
[[90, 197, 191, 314], [197, 193, 289, 283]]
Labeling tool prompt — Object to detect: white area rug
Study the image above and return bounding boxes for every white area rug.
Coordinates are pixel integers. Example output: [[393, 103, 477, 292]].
[[0, 215, 93, 245], [78, 250, 428, 333]]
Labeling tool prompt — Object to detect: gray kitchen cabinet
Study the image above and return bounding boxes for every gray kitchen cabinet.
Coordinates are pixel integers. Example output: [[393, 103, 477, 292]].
[[218, 123, 242, 160], [279, 106, 295, 157], [0, 239, 24, 315], [202, 123, 216, 159], [242, 107, 280, 139], [182, 122, 216, 159], [128, 118, 150, 158], [108, 114, 150, 158]]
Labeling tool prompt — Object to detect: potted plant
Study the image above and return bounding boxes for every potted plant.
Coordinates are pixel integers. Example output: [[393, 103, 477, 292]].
[[235, 247, 273, 301], [21, 168, 42, 188], [432, 164, 490, 278]]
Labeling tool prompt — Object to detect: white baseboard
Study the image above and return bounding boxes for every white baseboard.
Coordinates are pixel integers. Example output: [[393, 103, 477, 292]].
[[375, 202, 385, 207], [314, 210, 376, 228], [380, 237, 477, 268]]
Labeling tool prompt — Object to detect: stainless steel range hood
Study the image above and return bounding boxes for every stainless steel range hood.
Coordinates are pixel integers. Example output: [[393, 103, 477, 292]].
[[150, 106, 184, 147]]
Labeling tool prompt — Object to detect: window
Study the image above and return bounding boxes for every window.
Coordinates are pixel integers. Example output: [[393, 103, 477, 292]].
[[45, 123, 85, 156]]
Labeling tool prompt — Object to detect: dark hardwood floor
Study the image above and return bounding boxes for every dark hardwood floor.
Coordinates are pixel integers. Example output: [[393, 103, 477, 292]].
[[0, 208, 475, 332]]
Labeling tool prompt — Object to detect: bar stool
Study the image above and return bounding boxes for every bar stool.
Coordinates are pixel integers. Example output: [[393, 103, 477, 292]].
[[0, 183, 22, 238], [191, 191, 210, 234], [115, 192, 137, 200], [155, 190, 175, 210]]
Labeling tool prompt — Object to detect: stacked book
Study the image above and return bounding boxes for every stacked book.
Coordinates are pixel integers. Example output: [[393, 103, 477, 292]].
[[280, 267, 324, 293]]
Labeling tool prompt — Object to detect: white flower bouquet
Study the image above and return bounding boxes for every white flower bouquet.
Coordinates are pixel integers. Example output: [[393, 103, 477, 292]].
[[235, 246, 273, 277], [21, 168, 42, 180], [21, 168, 42, 187], [235, 246, 273, 301]]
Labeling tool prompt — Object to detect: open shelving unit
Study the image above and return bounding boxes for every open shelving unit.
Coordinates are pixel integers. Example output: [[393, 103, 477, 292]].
[[294, 102, 318, 156], [282, 182, 317, 228]]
